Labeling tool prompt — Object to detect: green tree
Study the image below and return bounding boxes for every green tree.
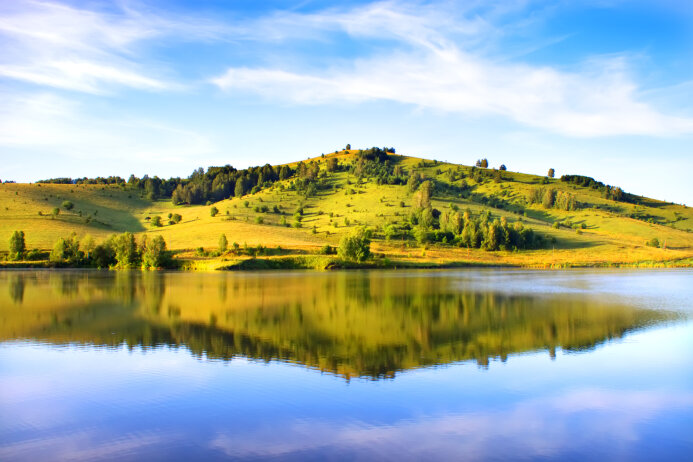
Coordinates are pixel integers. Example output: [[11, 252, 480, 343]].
[[345, 144, 351, 150], [338, 228, 371, 262], [49, 233, 81, 265], [413, 180, 432, 209], [499, 164, 507, 171], [8, 230, 26, 261], [112, 232, 138, 268], [210, 206, 219, 217], [234, 178, 245, 197], [62, 200, 74, 211], [142, 235, 169, 269], [151, 216, 162, 227], [542, 188, 556, 208], [219, 234, 228, 253], [548, 168, 555, 178], [52, 207, 60, 218]]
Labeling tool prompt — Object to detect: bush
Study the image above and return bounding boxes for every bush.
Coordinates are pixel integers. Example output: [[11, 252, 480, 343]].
[[62, 200, 74, 211], [646, 237, 660, 248], [210, 206, 219, 217], [151, 216, 162, 227], [171, 213, 182, 224], [338, 228, 371, 262]]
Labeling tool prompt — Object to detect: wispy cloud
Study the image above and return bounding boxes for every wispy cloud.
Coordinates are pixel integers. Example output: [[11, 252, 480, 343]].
[[211, 1, 693, 138], [0, 0, 222, 93]]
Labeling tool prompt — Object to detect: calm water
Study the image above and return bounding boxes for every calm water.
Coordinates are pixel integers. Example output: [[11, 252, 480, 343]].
[[0, 269, 691, 461]]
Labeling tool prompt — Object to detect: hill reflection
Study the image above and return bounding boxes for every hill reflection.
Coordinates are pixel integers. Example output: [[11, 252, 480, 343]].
[[0, 271, 676, 379]]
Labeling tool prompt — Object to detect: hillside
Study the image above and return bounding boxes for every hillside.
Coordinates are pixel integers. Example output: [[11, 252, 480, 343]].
[[1, 148, 692, 268]]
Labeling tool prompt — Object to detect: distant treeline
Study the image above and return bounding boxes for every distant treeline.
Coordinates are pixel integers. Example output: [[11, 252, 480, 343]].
[[36, 147, 402, 205], [560, 174, 630, 202]]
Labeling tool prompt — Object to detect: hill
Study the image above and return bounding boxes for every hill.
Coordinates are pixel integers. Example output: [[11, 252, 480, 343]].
[[1, 148, 692, 268]]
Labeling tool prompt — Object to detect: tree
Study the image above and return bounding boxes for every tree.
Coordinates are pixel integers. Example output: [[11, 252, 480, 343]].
[[219, 234, 228, 253], [151, 216, 162, 227], [234, 178, 245, 197], [8, 230, 26, 261], [338, 228, 371, 262], [142, 235, 169, 269], [210, 206, 219, 217], [345, 144, 351, 150], [112, 232, 138, 268], [49, 233, 81, 265], [548, 168, 555, 178], [476, 158, 489, 168], [62, 200, 74, 210], [52, 207, 60, 218], [326, 157, 339, 172], [542, 188, 556, 208], [499, 164, 507, 171], [412, 180, 432, 209]]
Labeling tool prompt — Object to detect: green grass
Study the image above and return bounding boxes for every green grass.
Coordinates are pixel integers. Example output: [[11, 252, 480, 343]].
[[2, 150, 692, 267]]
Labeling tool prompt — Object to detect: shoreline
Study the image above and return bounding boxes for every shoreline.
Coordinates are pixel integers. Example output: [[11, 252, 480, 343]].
[[2, 255, 692, 271]]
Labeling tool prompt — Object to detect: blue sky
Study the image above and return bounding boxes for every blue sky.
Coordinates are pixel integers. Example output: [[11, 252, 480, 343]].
[[1, 0, 691, 204]]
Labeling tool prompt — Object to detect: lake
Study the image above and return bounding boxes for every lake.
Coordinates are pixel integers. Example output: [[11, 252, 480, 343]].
[[1, 269, 691, 461]]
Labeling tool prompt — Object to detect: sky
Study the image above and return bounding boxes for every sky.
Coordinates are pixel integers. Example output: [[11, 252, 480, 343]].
[[0, 0, 691, 204]]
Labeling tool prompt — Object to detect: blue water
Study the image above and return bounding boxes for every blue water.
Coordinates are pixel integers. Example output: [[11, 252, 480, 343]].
[[0, 269, 691, 461]]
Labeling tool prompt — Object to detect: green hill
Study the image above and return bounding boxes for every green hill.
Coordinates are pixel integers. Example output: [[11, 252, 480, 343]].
[[1, 148, 692, 268]]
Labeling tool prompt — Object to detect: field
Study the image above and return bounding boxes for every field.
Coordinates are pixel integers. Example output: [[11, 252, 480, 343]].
[[2, 150, 692, 268]]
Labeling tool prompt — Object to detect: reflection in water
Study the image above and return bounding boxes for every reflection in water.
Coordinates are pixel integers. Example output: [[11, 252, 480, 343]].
[[0, 271, 677, 379]]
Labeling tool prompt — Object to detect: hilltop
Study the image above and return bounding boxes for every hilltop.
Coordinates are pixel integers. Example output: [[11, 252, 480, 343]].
[[1, 148, 692, 268]]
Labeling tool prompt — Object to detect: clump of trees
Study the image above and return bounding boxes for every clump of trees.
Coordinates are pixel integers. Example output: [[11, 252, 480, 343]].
[[48, 232, 172, 269], [338, 228, 371, 262], [527, 188, 579, 211], [475, 158, 489, 168]]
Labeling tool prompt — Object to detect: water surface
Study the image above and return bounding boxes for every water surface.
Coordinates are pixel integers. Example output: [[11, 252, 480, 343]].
[[1, 269, 692, 460]]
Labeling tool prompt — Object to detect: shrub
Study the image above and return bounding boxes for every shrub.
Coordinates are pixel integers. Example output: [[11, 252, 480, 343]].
[[151, 216, 162, 227], [210, 206, 219, 217], [646, 237, 660, 248], [62, 200, 74, 211]]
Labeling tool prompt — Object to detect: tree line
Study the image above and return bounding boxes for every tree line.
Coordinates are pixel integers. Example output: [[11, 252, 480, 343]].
[[6, 230, 172, 269]]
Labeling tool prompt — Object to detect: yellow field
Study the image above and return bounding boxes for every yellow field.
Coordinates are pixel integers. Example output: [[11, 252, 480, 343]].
[[1, 150, 692, 267]]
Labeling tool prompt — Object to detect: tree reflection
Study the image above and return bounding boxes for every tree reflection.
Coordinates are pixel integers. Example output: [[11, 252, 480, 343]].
[[0, 271, 678, 379]]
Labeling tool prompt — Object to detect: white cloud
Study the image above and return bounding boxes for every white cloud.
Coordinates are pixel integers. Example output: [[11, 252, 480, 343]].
[[0, 0, 221, 93], [211, 1, 693, 138]]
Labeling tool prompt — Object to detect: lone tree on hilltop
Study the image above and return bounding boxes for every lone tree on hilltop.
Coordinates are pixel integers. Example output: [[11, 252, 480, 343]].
[[345, 144, 351, 150], [499, 164, 507, 171], [9, 230, 26, 261], [548, 168, 555, 178]]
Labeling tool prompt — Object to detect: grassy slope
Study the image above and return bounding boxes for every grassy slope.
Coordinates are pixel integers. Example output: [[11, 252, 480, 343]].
[[1, 150, 692, 267]]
